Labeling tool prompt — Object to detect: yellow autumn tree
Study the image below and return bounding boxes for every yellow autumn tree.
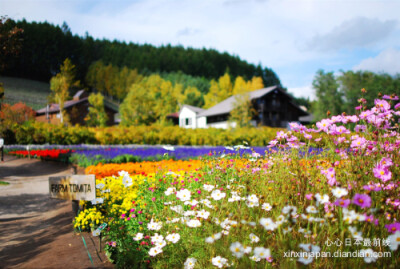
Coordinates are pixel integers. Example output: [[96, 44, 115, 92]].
[[120, 75, 182, 126], [203, 73, 233, 108]]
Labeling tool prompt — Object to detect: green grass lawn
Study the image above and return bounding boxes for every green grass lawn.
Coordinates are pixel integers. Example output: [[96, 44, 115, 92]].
[[1, 76, 51, 110]]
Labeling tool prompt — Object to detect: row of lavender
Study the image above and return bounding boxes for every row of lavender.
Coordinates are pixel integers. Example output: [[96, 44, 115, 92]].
[[6, 144, 291, 167]]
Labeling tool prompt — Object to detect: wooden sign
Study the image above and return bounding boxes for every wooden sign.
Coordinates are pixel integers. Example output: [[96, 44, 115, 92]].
[[49, 175, 96, 201]]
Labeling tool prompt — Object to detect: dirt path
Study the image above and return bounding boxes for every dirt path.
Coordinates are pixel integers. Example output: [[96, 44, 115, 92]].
[[0, 155, 114, 269]]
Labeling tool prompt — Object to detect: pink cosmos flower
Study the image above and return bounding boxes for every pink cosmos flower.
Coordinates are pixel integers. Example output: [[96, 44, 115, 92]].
[[382, 95, 399, 100], [352, 193, 372, 208], [305, 193, 313, 200], [373, 164, 392, 182], [359, 110, 372, 119], [321, 167, 336, 186], [375, 99, 390, 111], [316, 119, 332, 132], [354, 125, 366, 133], [365, 214, 379, 226], [351, 136, 367, 149], [385, 223, 400, 234], [334, 198, 350, 208], [380, 157, 393, 167]]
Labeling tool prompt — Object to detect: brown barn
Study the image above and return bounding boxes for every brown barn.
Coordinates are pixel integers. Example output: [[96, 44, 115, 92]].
[[36, 90, 119, 126]]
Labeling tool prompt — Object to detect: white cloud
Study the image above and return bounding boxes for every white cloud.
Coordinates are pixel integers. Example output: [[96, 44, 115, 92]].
[[306, 17, 398, 51], [288, 86, 315, 100], [353, 48, 400, 75]]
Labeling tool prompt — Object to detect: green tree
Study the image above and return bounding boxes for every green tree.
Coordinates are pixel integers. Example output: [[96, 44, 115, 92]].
[[85, 92, 108, 127], [312, 70, 343, 121], [338, 71, 400, 113]]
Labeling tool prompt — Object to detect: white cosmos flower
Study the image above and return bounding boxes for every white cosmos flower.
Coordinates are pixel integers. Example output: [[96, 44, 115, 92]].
[[147, 219, 162, 231], [282, 226, 293, 234], [148, 247, 162, 256], [387, 231, 400, 251], [184, 257, 197, 269], [133, 232, 143, 241], [155, 240, 166, 249], [260, 218, 277, 231], [246, 194, 259, 207], [211, 256, 228, 268], [176, 189, 191, 201], [183, 210, 196, 217], [170, 205, 184, 214], [118, 170, 129, 177], [250, 255, 261, 262], [91, 198, 104, 205], [306, 205, 318, 214], [299, 243, 320, 253], [164, 187, 175, 196], [228, 192, 242, 202], [360, 248, 378, 263], [315, 193, 330, 205], [200, 199, 214, 209], [197, 209, 210, 219], [211, 189, 226, 200], [203, 184, 215, 192], [282, 205, 296, 214], [165, 233, 180, 243], [262, 203, 272, 211], [332, 187, 348, 198], [122, 174, 133, 187], [276, 215, 287, 225], [184, 199, 199, 206], [349, 226, 363, 240], [222, 230, 229, 235], [187, 219, 201, 228], [243, 246, 252, 254], [205, 232, 222, 244], [230, 242, 245, 258], [151, 233, 164, 243], [298, 253, 314, 265], [249, 233, 260, 243], [253, 247, 271, 259], [95, 183, 105, 189]]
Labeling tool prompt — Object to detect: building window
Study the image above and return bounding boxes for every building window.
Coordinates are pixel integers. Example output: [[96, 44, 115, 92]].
[[185, 118, 192, 126]]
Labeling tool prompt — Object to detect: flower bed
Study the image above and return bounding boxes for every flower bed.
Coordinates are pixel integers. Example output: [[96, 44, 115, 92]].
[[73, 95, 400, 268], [8, 148, 73, 162]]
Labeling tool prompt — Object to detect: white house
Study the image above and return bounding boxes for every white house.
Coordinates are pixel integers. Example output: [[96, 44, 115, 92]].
[[179, 105, 205, 129]]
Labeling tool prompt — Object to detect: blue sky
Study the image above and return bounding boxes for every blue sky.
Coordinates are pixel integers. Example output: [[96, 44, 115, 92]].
[[2, 0, 400, 100]]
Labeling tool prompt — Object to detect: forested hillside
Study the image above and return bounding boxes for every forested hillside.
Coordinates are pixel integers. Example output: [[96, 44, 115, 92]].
[[1, 19, 281, 88]]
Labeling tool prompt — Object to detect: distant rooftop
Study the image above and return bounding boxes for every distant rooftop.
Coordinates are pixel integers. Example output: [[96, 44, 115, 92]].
[[198, 86, 279, 117]]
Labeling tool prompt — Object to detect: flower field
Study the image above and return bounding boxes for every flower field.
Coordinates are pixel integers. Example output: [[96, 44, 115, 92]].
[[73, 96, 400, 268], [6, 145, 271, 167]]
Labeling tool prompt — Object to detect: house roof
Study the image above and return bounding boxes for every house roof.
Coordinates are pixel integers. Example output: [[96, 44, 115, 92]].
[[198, 86, 279, 117], [36, 98, 88, 115], [36, 95, 119, 115], [180, 104, 205, 114]]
